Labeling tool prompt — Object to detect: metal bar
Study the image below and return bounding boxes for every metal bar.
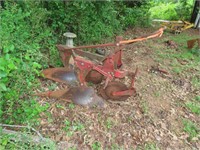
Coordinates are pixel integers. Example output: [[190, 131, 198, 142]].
[[74, 49, 104, 62], [57, 28, 165, 51], [58, 43, 116, 51], [120, 27, 164, 44]]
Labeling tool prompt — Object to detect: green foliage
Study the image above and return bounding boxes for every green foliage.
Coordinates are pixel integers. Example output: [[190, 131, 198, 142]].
[[106, 118, 113, 130], [150, 2, 178, 20], [47, 1, 121, 44], [121, 6, 151, 28], [1, 0, 196, 148], [144, 142, 159, 150], [186, 95, 200, 115], [190, 42, 200, 57], [183, 119, 199, 141], [149, 0, 194, 20], [63, 119, 84, 137], [92, 141, 101, 150], [186, 101, 200, 115], [176, 0, 194, 20], [136, 142, 159, 150], [0, 1, 53, 124], [0, 0, 154, 126], [0, 132, 56, 150], [195, 96, 200, 102]]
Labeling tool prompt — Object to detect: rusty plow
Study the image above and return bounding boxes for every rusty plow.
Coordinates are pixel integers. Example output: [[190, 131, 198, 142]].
[[36, 28, 165, 107]]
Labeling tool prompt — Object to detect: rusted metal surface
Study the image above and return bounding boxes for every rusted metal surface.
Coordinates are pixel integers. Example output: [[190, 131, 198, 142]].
[[85, 70, 103, 84], [38, 28, 164, 104], [35, 89, 70, 100], [36, 87, 105, 107], [59, 28, 165, 51], [104, 81, 129, 101], [42, 67, 77, 84], [58, 42, 115, 51], [66, 86, 105, 107], [187, 38, 200, 49]]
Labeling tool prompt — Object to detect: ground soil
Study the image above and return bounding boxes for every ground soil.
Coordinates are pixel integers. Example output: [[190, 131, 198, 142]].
[[37, 27, 200, 150]]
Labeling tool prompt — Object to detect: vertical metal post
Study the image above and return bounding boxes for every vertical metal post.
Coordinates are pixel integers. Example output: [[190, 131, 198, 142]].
[[63, 32, 77, 47]]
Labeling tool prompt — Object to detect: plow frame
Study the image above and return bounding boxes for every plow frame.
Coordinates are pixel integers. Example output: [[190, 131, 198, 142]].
[[56, 28, 164, 98]]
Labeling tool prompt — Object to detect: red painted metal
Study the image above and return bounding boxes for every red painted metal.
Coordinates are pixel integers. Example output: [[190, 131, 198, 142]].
[[56, 28, 165, 99], [113, 89, 135, 96]]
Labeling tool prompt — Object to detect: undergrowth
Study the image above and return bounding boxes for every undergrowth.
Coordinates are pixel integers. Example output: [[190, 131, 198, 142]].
[[0, 0, 196, 149], [0, 0, 151, 126]]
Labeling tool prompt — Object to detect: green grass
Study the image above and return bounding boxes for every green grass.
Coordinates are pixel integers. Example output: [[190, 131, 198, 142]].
[[155, 33, 200, 75], [140, 100, 149, 114], [137, 142, 159, 150], [182, 119, 199, 141], [0, 129, 56, 150], [170, 33, 198, 45], [63, 119, 85, 137], [68, 103, 75, 109], [195, 96, 200, 102], [185, 96, 200, 115], [191, 76, 200, 89], [106, 118, 113, 130], [92, 141, 101, 150], [186, 102, 200, 115], [144, 142, 159, 150]]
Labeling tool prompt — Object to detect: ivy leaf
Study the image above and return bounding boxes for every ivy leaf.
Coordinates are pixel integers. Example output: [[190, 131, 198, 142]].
[[0, 71, 7, 78], [33, 62, 42, 69], [0, 83, 7, 91], [8, 63, 17, 70], [3, 45, 15, 53], [10, 44, 15, 52]]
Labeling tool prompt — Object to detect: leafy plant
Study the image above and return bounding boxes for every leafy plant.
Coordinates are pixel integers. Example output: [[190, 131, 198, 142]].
[[149, 0, 194, 20], [149, 2, 178, 20], [0, 1, 54, 124]]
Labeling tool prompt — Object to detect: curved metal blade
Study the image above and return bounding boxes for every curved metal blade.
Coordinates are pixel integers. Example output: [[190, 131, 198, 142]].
[[36, 87, 105, 107], [42, 67, 77, 84], [35, 89, 70, 101], [67, 87, 105, 107]]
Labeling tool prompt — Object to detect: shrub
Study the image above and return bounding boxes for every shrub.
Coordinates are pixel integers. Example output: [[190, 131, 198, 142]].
[[0, 1, 52, 124]]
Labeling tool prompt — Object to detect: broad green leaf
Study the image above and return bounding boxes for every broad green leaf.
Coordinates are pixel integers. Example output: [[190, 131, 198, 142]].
[[0, 83, 7, 91], [10, 44, 15, 52], [33, 62, 42, 68], [8, 63, 17, 70], [0, 72, 7, 78]]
